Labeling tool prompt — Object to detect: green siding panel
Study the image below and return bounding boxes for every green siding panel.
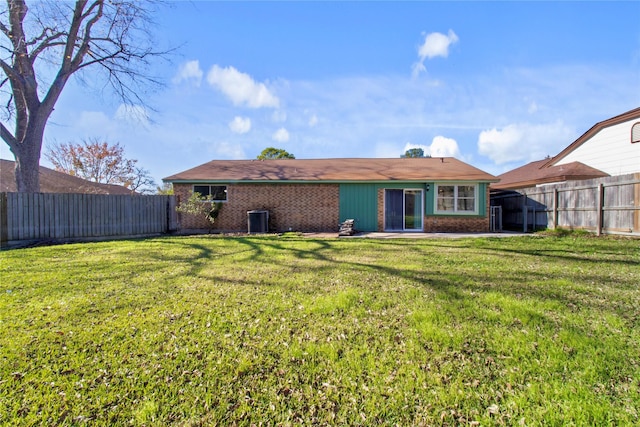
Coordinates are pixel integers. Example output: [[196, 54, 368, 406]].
[[479, 183, 487, 216], [339, 184, 378, 231]]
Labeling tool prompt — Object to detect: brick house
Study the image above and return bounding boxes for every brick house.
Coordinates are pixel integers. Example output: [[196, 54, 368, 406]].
[[163, 157, 498, 233]]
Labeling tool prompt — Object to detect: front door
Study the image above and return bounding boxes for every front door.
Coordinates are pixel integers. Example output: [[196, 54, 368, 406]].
[[384, 189, 423, 231]]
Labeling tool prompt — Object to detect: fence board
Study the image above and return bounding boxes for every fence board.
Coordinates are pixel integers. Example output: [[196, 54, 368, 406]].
[[491, 174, 640, 236], [2, 193, 177, 243], [0, 193, 7, 247]]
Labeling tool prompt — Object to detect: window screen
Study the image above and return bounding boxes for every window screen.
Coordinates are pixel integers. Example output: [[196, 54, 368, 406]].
[[193, 185, 227, 201]]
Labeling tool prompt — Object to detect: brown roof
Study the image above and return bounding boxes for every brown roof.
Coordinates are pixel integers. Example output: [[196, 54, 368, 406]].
[[1, 159, 134, 194], [164, 157, 498, 183], [491, 159, 609, 190], [544, 107, 640, 168]]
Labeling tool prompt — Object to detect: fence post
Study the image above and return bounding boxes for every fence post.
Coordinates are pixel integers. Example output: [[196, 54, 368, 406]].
[[596, 183, 604, 236], [552, 188, 558, 229], [0, 193, 7, 248], [522, 192, 528, 232], [166, 195, 178, 232], [635, 174, 640, 234]]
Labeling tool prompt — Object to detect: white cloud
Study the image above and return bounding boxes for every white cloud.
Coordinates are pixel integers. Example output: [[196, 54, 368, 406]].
[[228, 116, 251, 134], [403, 136, 461, 159], [207, 65, 280, 108], [308, 114, 318, 127], [428, 136, 462, 158], [478, 121, 575, 164], [411, 62, 427, 79], [115, 104, 150, 126], [419, 30, 459, 59], [173, 60, 203, 86], [272, 127, 290, 142], [209, 141, 246, 159], [413, 29, 459, 77]]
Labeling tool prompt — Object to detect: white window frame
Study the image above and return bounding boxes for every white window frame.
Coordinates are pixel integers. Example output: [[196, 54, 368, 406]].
[[632, 122, 640, 144], [192, 184, 228, 202], [434, 183, 478, 215]]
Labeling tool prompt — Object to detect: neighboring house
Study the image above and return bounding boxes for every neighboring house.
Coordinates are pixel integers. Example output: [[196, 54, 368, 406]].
[[163, 157, 498, 233], [493, 107, 639, 191], [491, 108, 640, 190], [491, 159, 609, 191], [490, 108, 640, 235], [0, 159, 134, 194], [545, 107, 640, 176]]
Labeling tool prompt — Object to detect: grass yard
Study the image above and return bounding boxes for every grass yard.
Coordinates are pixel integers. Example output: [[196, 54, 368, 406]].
[[1, 234, 639, 426]]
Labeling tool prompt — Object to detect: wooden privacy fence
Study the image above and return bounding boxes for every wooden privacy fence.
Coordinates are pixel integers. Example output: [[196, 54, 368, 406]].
[[0, 193, 178, 246], [490, 174, 640, 236]]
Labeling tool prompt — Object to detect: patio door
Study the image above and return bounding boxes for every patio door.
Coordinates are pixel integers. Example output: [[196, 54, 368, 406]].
[[384, 189, 423, 231]]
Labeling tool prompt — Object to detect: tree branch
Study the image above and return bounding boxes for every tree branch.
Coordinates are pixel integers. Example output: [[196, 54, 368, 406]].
[[0, 57, 28, 142], [0, 57, 21, 82], [0, 120, 18, 152], [28, 31, 66, 61], [0, 20, 10, 38], [6, 0, 40, 111]]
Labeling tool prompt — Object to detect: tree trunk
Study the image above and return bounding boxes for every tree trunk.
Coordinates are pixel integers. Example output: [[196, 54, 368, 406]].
[[14, 149, 41, 193], [12, 118, 47, 193]]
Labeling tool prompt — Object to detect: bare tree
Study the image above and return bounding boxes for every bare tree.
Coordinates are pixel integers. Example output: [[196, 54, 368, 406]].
[[45, 138, 156, 193], [127, 165, 156, 194], [0, 0, 169, 192]]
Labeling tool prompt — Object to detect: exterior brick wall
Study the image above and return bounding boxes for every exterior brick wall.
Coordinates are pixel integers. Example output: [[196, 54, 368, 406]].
[[174, 182, 490, 233], [174, 183, 340, 232], [377, 189, 384, 231], [422, 216, 489, 232]]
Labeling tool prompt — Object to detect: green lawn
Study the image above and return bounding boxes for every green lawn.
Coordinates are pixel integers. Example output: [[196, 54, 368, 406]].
[[1, 234, 639, 426]]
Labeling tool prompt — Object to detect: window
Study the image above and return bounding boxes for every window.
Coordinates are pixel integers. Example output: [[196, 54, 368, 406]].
[[436, 184, 477, 214], [193, 185, 227, 201], [632, 122, 640, 144]]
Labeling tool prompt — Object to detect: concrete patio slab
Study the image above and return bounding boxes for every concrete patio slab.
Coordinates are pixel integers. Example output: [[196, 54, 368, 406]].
[[302, 231, 527, 239]]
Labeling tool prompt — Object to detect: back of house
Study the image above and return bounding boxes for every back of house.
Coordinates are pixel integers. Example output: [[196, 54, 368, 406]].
[[164, 157, 498, 233]]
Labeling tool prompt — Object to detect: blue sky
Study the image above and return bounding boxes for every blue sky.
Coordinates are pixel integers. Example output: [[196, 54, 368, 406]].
[[2, 1, 639, 186]]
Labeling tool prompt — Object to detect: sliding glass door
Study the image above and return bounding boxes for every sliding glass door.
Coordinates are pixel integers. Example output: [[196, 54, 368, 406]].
[[384, 189, 423, 231]]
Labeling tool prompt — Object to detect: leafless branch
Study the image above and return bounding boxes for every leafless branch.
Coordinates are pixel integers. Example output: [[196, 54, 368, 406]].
[[0, 0, 172, 192]]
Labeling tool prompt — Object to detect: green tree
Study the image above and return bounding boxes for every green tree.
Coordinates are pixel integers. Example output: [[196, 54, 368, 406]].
[[257, 147, 295, 160], [402, 148, 426, 158], [0, 0, 169, 192], [156, 182, 173, 195], [176, 192, 223, 229]]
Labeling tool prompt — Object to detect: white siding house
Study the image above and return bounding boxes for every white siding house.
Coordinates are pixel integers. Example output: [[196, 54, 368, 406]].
[[548, 108, 640, 176]]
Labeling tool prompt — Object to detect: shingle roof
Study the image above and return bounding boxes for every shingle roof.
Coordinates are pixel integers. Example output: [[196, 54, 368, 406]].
[[1, 159, 134, 194], [164, 157, 498, 183], [491, 159, 608, 190]]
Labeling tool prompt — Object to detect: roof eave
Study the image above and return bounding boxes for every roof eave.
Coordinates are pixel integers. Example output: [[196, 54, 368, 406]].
[[164, 178, 499, 184], [543, 107, 640, 168]]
